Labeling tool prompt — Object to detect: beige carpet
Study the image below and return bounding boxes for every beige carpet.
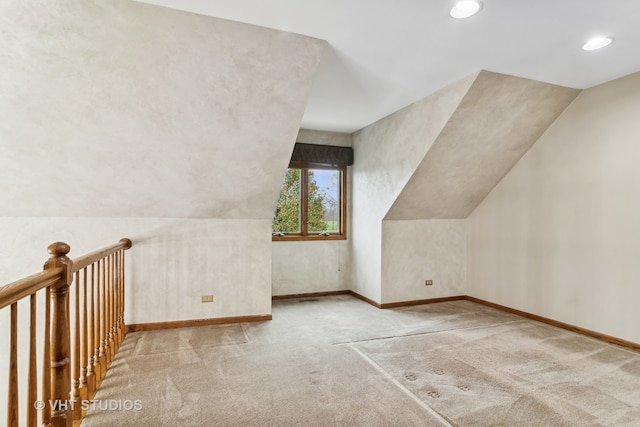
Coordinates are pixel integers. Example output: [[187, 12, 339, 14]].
[[132, 324, 248, 356], [354, 320, 640, 426], [81, 296, 640, 426]]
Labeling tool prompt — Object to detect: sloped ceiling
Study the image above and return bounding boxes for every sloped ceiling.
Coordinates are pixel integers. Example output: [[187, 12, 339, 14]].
[[385, 71, 581, 220], [137, 0, 640, 133], [0, 0, 323, 219]]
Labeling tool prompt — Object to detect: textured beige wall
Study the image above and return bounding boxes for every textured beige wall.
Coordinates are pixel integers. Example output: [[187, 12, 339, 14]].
[[351, 74, 476, 302], [0, 0, 323, 325], [272, 240, 350, 295], [353, 71, 579, 304], [272, 129, 352, 295], [0, 218, 272, 323], [382, 220, 466, 303], [467, 72, 640, 343]]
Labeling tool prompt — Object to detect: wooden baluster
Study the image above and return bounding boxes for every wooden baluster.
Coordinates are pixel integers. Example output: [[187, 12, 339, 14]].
[[120, 239, 131, 339], [99, 258, 108, 377], [27, 294, 38, 427], [94, 261, 103, 386], [7, 303, 19, 427], [116, 251, 121, 348], [79, 268, 88, 408], [110, 254, 116, 358], [109, 254, 116, 360], [114, 250, 122, 350], [119, 250, 124, 347], [122, 250, 126, 335], [44, 242, 73, 427], [112, 254, 117, 355], [106, 255, 112, 362], [119, 249, 124, 343], [71, 271, 81, 420], [86, 264, 96, 395], [41, 286, 51, 427], [103, 256, 110, 368]]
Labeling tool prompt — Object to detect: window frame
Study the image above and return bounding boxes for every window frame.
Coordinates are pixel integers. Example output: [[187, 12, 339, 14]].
[[272, 162, 347, 242]]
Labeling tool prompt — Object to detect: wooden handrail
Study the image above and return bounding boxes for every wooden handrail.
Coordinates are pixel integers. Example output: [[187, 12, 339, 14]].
[[72, 238, 132, 272], [1, 238, 132, 427], [0, 268, 63, 310]]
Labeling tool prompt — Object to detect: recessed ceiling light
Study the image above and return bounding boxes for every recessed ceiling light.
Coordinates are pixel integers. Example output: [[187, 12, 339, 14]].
[[450, 0, 483, 19], [581, 36, 614, 51]]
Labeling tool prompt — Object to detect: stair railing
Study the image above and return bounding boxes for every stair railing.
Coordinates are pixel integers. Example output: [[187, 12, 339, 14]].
[[0, 238, 132, 427]]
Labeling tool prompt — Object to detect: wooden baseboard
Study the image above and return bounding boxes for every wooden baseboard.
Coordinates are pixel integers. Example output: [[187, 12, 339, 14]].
[[125, 314, 272, 333], [380, 295, 468, 309], [345, 291, 467, 309], [465, 296, 640, 352], [271, 290, 382, 307], [346, 290, 382, 308], [272, 290, 350, 300], [273, 290, 465, 310], [341, 292, 640, 352]]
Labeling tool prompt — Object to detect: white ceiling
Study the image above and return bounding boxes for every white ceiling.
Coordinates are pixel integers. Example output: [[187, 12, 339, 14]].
[[137, 0, 640, 133]]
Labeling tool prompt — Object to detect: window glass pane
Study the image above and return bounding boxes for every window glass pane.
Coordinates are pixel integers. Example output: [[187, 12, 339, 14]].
[[272, 169, 301, 233], [308, 169, 340, 233]]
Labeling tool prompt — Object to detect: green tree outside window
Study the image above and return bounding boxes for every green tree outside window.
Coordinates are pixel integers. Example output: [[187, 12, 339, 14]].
[[273, 168, 339, 235]]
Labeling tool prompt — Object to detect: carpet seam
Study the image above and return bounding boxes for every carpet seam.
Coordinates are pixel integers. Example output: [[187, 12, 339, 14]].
[[348, 343, 454, 427], [332, 319, 528, 346]]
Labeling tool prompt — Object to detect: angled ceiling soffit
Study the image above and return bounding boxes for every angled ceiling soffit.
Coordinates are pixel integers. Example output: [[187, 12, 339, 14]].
[[385, 70, 581, 220]]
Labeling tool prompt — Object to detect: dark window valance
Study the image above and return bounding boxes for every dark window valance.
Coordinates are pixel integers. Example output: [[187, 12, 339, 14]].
[[289, 143, 354, 168]]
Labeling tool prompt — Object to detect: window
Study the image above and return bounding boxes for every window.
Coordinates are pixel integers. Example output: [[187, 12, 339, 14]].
[[272, 165, 346, 240]]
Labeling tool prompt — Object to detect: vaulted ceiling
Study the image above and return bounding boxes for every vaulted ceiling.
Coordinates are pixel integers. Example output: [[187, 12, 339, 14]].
[[138, 0, 640, 132]]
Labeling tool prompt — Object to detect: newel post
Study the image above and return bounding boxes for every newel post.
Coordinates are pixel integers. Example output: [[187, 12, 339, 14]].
[[44, 242, 73, 427]]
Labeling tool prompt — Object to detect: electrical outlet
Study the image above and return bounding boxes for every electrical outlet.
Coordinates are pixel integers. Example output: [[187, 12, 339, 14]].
[[425, 280, 433, 286], [201, 295, 214, 303]]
